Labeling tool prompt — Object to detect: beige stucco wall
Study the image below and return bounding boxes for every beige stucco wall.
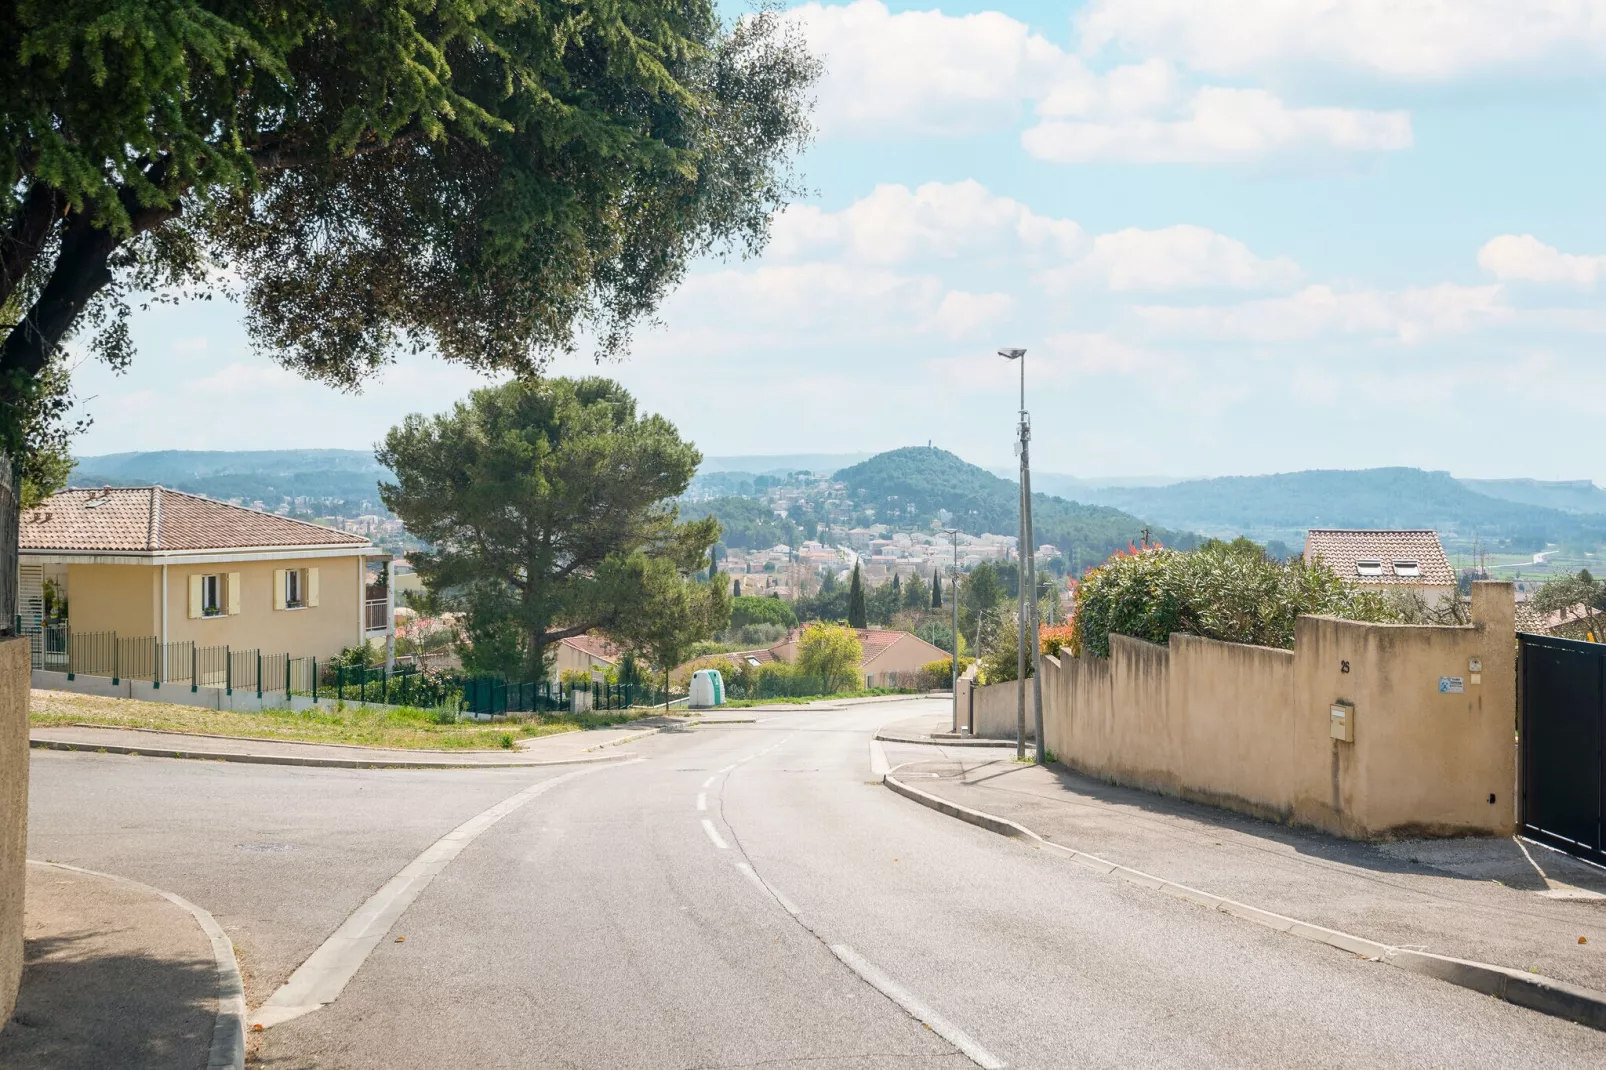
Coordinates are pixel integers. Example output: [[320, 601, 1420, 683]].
[[0, 637, 29, 1024], [164, 556, 367, 661], [65, 563, 158, 637], [975, 581, 1516, 840], [551, 642, 616, 682], [61, 555, 367, 662]]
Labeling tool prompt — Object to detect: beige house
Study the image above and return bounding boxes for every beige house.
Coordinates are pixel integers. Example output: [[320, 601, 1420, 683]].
[[770, 627, 949, 687], [18, 487, 393, 665], [1303, 529, 1457, 605], [551, 634, 622, 681]]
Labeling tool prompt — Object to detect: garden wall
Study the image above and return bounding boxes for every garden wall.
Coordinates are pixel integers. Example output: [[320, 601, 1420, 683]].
[[1, 638, 28, 1023], [972, 582, 1516, 840]]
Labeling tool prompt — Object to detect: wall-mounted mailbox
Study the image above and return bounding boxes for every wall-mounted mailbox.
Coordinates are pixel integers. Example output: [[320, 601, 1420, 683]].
[[1330, 702, 1355, 743]]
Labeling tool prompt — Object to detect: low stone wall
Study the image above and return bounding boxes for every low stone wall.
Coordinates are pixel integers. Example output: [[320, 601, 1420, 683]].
[[1, 637, 29, 1023], [971, 582, 1516, 840], [971, 679, 1035, 741]]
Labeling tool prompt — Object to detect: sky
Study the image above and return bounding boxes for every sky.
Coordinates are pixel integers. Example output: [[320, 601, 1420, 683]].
[[66, 0, 1606, 481]]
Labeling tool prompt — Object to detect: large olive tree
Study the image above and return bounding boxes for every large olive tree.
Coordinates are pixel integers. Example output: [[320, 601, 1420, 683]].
[[0, 0, 816, 630]]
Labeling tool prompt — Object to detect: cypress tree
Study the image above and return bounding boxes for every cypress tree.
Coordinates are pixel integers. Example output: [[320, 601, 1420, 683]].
[[932, 573, 943, 608], [891, 573, 901, 596], [848, 563, 867, 629]]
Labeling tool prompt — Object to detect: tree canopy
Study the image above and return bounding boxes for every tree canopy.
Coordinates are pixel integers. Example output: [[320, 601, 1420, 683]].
[[0, 0, 817, 627], [796, 623, 861, 694], [378, 377, 722, 678]]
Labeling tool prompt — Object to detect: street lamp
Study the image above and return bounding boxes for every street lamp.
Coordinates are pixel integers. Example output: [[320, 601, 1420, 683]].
[[941, 527, 961, 731], [998, 347, 1043, 765]]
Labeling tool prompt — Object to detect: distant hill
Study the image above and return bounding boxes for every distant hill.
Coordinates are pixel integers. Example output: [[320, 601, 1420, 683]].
[[700, 453, 869, 476], [1459, 477, 1606, 516], [1076, 468, 1606, 550], [71, 449, 390, 508], [834, 447, 1197, 562]]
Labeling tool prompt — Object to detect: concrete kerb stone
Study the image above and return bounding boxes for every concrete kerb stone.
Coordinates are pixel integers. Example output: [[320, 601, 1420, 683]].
[[873, 732, 1020, 748], [27, 860, 245, 1070], [881, 772, 1606, 1034], [28, 737, 638, 770]]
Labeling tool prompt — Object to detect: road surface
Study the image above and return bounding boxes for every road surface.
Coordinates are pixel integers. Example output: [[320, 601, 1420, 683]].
[[26, 698, 1606, 1068]]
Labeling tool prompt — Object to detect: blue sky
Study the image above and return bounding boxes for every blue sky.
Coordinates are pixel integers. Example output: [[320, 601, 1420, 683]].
[[68, 0, 1606, 481]]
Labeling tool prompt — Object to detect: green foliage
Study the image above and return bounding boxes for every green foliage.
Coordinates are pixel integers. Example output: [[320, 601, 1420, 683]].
[[913, 620, 962, 657], [832, 447, 1198, 564], [931, 572, 943, 609], [847, 564, 867, 629], [696, 496, 799, 550], [902, 572, 928, 609], [979, 613, 1025, 684], [728, 595, 797, 632], [379, 377, 717, 679], [1069, 542, 1398, 658], [796, 623, 863, 693], [1532, 572, 1606, 639], [959, 561, 1004, 644], [0, 0, 818, 533], [917, 656, 972, 690]]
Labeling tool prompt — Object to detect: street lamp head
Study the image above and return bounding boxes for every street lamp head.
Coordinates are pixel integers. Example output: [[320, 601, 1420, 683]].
[[997, 348, 1026, 360]]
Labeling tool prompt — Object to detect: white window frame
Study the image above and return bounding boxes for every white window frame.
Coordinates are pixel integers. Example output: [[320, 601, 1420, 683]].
[[201, 574, 223, 617]]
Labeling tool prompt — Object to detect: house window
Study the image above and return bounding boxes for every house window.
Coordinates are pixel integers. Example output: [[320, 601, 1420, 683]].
[[1355, 559, 1385, 577], [201, 575, 223, 616], [285, 568, 305, 608], [1392, 559, 1421, 577]]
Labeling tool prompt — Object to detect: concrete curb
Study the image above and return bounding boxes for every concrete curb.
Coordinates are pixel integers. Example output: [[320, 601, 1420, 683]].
[[29, 737, 636, 770], [874, 732, 1020, 748], [28, 860, 246, 1069], [883, 773, 1606, 1034]]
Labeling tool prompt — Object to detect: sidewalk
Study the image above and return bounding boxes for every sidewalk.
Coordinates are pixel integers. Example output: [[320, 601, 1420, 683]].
[[874, 710, 1006, 747], [0, 863, 222, 1069], [29, 720, 668, 769], [893, 754, 1606, 996]]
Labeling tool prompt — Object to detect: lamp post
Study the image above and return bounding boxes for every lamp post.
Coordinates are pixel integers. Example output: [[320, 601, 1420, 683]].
[[999, 347, 1043, 764], [941, 527, 961, 730]]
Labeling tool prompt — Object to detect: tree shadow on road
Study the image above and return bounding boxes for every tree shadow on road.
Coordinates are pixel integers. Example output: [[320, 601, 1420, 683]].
[[0, 928, 215, 1070]]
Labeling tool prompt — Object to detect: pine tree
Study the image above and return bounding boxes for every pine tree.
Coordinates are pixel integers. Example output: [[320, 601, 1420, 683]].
[[932, 573, 943, 609], [847, 563, 867, 629]]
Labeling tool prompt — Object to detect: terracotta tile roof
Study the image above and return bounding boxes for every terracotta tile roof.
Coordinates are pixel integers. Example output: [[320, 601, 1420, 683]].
[[561, 634, 622, 662], [1302, 529, 1455, 586], [773, 627, 944, 668], [21, 487, 371, 553], [1517, 602, 1598, 636]]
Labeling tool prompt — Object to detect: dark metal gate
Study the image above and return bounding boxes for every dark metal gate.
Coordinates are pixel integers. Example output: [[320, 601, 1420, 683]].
[[1519, 632, 1606, 866]]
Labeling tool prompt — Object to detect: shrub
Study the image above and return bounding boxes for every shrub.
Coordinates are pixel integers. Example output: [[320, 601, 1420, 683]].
[[1039, 624, 1075, 658], [796, 623, 863, 693], [917, 657, 973, 690], [728, 595, 798, 633], [1069, 542, 1397, 658], [559, 668, 594, 688]]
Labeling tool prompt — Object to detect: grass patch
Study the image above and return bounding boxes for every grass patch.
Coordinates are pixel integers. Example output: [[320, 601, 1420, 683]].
[[29, 689, 635, 751]]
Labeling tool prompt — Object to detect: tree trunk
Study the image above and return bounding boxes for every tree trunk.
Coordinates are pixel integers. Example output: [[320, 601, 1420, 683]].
[[0, 454, 17, 636]]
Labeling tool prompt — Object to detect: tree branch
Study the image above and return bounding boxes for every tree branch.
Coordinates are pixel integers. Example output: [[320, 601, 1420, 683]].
[[1, 183, 63, 312]]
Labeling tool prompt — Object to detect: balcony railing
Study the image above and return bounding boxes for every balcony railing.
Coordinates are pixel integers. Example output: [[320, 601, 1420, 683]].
[[365, 584, 391, 631]]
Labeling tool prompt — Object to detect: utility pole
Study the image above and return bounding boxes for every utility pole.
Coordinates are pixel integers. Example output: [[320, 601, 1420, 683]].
[[942, 528, 961, 732], [999, 347, 1040, 762]]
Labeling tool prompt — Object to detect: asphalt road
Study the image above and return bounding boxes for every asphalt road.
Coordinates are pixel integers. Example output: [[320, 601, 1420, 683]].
[[27, 698, 1606, 1068]]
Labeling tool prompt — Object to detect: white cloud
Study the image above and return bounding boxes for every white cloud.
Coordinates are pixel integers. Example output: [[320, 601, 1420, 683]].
[[1077, 0, 1606, 82], [786, 2, 1413, 164], [935, 291, 1016, 337], [774, 182, 1296, 293], [785, 0, 1068, 136], [770, 181, 1081, 265], [1135, 283, 1509, 343], [1044, 225, 1301, 293], [1477, 234, 1606, 285], [1023, 85, 1411, 165]]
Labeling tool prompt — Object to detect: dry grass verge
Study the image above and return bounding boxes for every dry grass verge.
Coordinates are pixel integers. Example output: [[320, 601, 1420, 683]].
[[29, 689, 636, 750]]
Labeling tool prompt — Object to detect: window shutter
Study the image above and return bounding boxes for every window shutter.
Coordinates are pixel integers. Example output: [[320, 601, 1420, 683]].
[[307, 567, 320, 607], [227, 573, 242, 615], [188, 575, 203, 619], [273, 570, 287, 611]]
